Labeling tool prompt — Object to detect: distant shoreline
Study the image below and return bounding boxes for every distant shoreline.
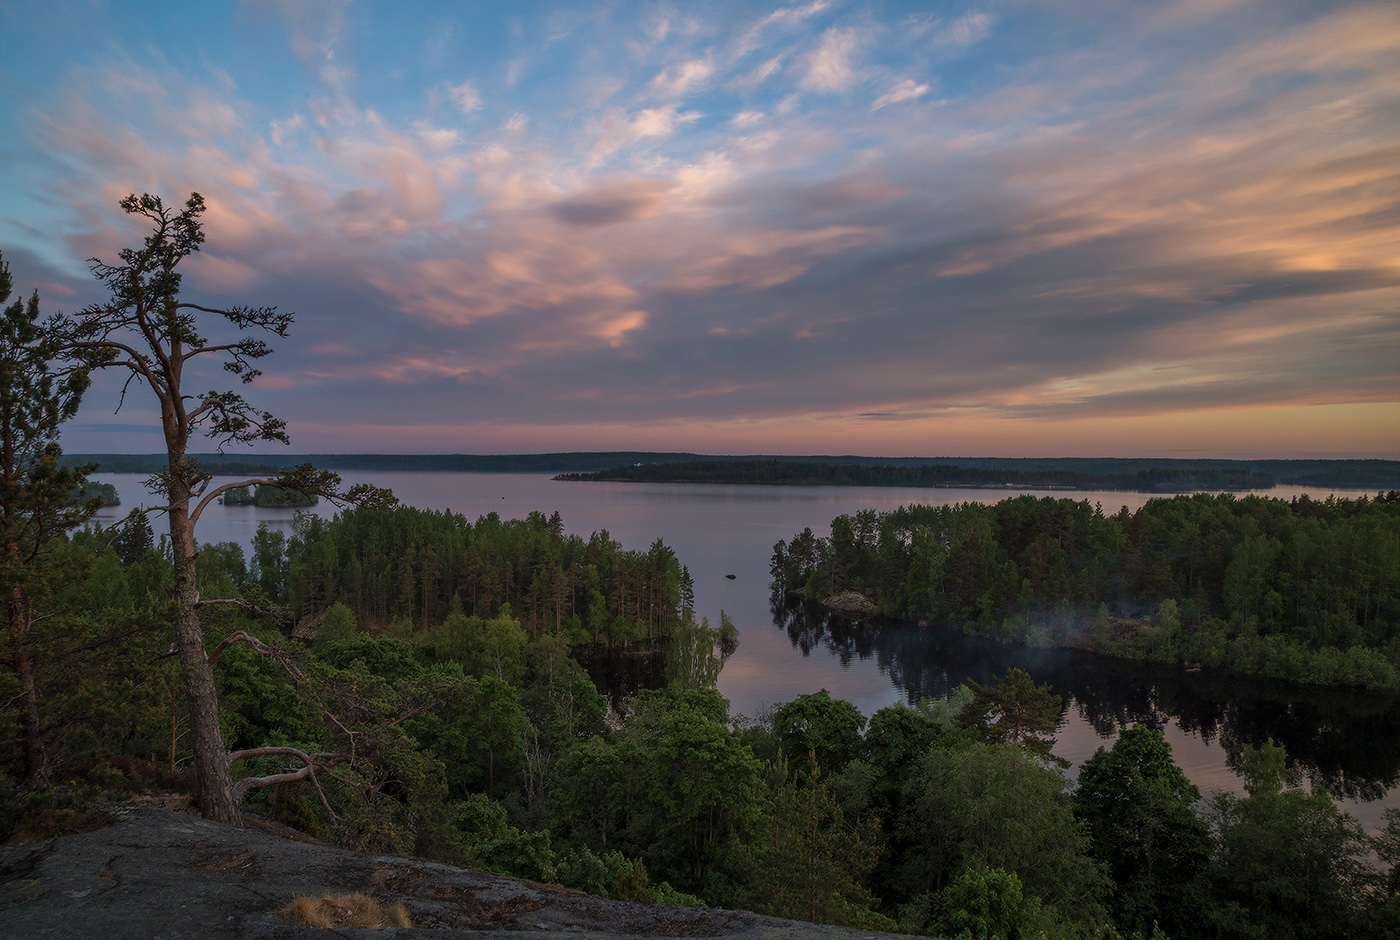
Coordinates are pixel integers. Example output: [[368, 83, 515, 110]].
[[68, 452, 1399, 491], [555, 459, 1282, 494]]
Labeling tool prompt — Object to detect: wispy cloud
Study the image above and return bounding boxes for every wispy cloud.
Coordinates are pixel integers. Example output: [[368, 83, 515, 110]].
[[592, 105, 700, 158], [446, 80, 481, 113], [651, 55, 716, 98], [800, 27, 861, 93], [872, 79, 930, 110], [3, 0, 1395, 457], [938, 11, 992, 47]]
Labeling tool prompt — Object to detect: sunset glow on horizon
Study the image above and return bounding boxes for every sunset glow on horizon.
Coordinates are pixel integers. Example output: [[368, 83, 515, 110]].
[[2, 1, 1396, 459]]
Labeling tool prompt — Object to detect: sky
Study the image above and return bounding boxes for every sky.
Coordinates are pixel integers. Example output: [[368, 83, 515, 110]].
[[0, 0, 1397, 458]]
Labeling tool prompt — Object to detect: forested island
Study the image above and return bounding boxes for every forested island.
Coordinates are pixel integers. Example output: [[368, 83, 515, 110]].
[[771, 491, 1400, 691], [220, 484, 318, 508], [76, 480, 119, 507]]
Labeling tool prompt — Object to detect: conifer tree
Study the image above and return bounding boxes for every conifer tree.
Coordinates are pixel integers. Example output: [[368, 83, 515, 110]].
[[65, 193, 392, 824], [0, 252, 95, 787], [956, 667, 1065, 765]]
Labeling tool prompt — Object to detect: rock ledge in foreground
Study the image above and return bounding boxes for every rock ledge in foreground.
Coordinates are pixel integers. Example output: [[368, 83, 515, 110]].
[[0, 803, 905, 940]]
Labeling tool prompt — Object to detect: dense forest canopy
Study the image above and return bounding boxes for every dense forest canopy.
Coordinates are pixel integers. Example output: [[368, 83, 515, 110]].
[[250, 506, 690, 645], [771, 491, 1400, 690]]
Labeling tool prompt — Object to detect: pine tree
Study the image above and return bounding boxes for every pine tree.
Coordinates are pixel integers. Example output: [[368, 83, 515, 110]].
[[65, 193, 393, 824], [0, 252, 96, 787], [956, 667, 1065, 765]]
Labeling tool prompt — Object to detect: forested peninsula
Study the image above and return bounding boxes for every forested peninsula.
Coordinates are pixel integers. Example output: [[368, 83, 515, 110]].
[[771, 491, 1400, 690]]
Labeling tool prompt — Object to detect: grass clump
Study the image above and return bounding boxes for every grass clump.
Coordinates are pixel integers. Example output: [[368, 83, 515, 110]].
[[277, 893, 412, 929]]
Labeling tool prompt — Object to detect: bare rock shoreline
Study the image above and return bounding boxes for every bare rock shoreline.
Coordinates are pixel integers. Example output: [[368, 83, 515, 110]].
[[0, 803, 905, 940]]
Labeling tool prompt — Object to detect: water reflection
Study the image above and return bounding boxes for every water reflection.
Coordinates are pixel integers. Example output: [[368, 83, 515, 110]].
[[773, 599, 1400, 804], [576, 640, 667, 710]]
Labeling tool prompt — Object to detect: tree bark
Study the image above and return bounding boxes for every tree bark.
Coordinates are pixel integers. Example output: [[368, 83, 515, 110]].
[[167, 468, 240, 825], [5, 475, 49, 787], [11, 620, 50, 789]]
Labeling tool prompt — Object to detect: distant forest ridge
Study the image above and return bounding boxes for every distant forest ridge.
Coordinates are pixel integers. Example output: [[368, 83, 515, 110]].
[[561, 457, 1400, 492], [67, 453, 1400, 491]]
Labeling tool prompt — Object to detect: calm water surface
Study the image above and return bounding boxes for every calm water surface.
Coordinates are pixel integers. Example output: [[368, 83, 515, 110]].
[[91, 472, 1398, 830]]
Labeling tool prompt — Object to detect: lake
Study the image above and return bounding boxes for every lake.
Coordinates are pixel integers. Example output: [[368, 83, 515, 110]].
[[91, 471, 1398, 831]]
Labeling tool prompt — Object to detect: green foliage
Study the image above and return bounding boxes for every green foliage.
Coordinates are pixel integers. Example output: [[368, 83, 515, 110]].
[[0, 251, 97, 786], [221, 484, 317, 507], [770, 689, 867, 777], [270, 505, 686, 644], [549, 734, 640, 853], [1239, 739, 1288, 799], [400, 670, 527, 801], [828, 699, 948, 834], [523, 635, 608, 753], [641, 704, 765, 892], [449, 793, 556, 882], [313, 601, 359, 650], [957, 668, 1065, 765], [934, 866, 1046, 940], [108, 508, 153, 565], [418, 610, 529, 682], [75, 481, 118, 507], [554, 845, 617, 897], [316, 634, 423, 685], [1208, 743, 1379, 940], [215, 624, 317, 752], [196, 541, 247, 598], [626, 684, 732, 731], [251, 522, 289, 601], [1379, 808, 1400, 896], [1075, 727, 1210, 937], [898, 741, 1108, 926], [745, 752, 884, 927], [666, 611, 735, 690]]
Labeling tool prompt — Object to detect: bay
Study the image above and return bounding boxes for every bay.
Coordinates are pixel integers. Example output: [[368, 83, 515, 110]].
[[90, 472, 1397, 831]]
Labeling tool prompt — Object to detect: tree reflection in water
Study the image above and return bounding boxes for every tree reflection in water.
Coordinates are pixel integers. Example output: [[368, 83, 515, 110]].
[[771, 596, 1400, 804]]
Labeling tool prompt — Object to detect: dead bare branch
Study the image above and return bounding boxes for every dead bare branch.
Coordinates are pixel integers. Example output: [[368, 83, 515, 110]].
[[228, 745, 346, 818], [206, 629, 303, 681]]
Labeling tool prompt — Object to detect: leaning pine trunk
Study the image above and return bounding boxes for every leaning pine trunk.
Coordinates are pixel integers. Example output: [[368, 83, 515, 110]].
[[168, 477, 240, 825]]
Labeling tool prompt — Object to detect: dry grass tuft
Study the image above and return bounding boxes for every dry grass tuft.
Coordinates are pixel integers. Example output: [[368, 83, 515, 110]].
[[278, 893, 412, 929]]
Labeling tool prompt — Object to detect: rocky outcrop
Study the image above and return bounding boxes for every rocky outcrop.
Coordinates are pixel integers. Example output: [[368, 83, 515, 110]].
[[0, 803, 905, 939], [821, 591, 879, 617], [290, 610, 324, 645]]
